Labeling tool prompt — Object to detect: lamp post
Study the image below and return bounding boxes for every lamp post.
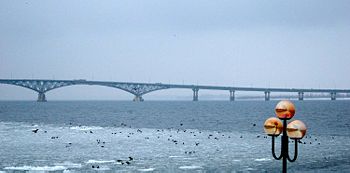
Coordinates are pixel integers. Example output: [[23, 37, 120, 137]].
[[264, 100, 307, 173]]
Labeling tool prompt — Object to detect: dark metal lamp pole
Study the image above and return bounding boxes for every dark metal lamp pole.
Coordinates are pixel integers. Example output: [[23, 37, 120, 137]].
[[264, 100, 307, 173]]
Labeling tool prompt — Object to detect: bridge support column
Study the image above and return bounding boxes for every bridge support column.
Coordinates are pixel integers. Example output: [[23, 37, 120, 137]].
[[264, 91, 270, 101], [229, 90, 235, 101], [37, 92, 47, 102], [298, 92, 304, 101], [331, 92, 337, 100], [133, 95, 144, 102], [192, 88, 199, 101]]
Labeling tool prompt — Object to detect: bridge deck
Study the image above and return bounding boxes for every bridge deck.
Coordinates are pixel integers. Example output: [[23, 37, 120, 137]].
[[1, 79, 350, 93]]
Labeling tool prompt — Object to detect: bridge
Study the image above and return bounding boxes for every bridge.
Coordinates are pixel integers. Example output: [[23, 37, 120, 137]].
[[1, 79, 350, 102]]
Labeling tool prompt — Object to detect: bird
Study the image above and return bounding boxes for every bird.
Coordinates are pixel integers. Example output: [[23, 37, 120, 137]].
[[32, 129, 39, 133]]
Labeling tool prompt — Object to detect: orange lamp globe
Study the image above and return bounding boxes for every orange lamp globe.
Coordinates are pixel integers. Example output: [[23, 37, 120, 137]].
[[264, 117, 283, 136], [286, 120, 307, 139], [275, 100, 296, 120]]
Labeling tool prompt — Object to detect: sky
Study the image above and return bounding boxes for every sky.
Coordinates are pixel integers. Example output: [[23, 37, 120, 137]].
[[0, 0, 350, 100]]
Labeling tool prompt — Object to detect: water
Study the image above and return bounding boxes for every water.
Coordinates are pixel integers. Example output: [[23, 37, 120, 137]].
[[0, 100, 349, 172]]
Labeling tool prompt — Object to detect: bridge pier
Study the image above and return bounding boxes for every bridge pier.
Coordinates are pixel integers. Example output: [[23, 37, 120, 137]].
[[192, 88, 199, 101], [331, 92, 337, 100], [133, 95, 144, 102], [264, 91, 270, 101], [229, 90, 235, 101], [298, 92, 304, 100], [37, 92, 47, 102]]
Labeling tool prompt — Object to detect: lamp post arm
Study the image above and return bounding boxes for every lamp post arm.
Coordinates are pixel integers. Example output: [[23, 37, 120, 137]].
[[272, 136, 283, 160], [287, 139, 298, 162]]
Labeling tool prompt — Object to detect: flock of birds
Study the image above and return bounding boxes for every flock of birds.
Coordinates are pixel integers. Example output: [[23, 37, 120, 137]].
[[30, 121, 333, 169]]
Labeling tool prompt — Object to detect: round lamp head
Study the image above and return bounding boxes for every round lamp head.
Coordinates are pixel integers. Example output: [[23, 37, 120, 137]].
[[287, 120, 307, 139], [275, 100, 295, 120], [264, 117, 283, 136]]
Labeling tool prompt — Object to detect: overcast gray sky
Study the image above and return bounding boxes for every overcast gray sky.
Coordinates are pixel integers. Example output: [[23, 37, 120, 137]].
[[1, 0, 350, 100]]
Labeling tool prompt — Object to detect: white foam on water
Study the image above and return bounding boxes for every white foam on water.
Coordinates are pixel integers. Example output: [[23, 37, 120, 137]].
[[137, 168, 155, 172], [254, 158, 271, 162], [244, 167, 257, 171], [70, 126, 103, 131], [182, 157, 196, 160], [55, 161, 82, 168], [233, 159, 241, 162], [4, 165, 67, 171], [92, 167, 111, 171], [35, 160, 47, 162], [86, 160, 115, 164], [179, 165, 203, 170], [169, 156, 184, 158]]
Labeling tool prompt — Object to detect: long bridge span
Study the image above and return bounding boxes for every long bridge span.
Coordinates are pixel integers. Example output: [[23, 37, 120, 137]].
[[1, 79, 350, 102]]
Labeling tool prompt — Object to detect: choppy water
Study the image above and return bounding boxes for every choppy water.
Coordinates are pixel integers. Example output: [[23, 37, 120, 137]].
[[0, 100, 349, 172]]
